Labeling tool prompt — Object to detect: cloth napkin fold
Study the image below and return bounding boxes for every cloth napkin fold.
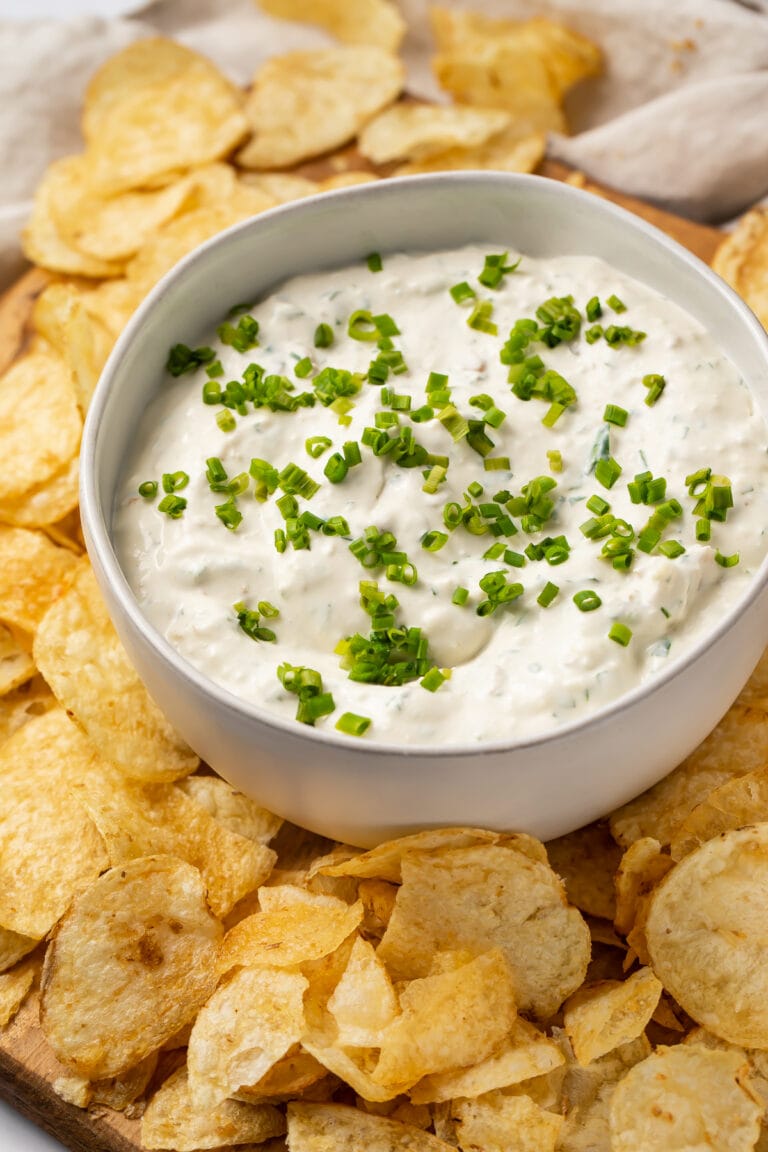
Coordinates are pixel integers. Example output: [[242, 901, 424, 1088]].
[[2, 0, 768, 287]]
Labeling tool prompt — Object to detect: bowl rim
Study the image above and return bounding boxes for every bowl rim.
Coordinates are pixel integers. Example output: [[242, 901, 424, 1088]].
[[81, 169, 768, 759]]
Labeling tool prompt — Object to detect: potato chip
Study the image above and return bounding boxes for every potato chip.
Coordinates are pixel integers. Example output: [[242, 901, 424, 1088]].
[[609, 1044, 762, 1151], [646, 824, 768, 1046], [0, 623, 34, 697], [613, 837, 674, 938], [142, 1065, 285, 1150], [33, 561, 198, 782], [319, 171, 379, 190], [554, 1033, 652, 1151], [178, 775, 282, 845], [0, 457, 80, 531], [21, 159, 125, 278], [188, 966, 307, 1106], [737, 645, 768, 710], [359, 878, 397, 936], [67, 761, 276, 917], [237, 48, 404, 170], [0, 673, 56, 747], [0, 526, 77, 634], [0, 956, 38, 1028], [320, 827, 507, 883], [0, 709, 108, 938], [239, 171, 319, 203], [395, 129, 545, 178], [453, 1093, 563, 1152], [375, 950, 515, 1087], [546, 821, 621, 922], [303, 1029, 410, 1103], [359, 104, 511, 165], [55, 1051, 161, 1113], [610, 705, 768, 847], [0, 348, 81, 505], [82, 40, 248, 194], [376, 842, 590, 1019], [563, 968, 662, 1066], [327, 936, 398, 1048], [0, 926, 37, 975], [219, 887, 362, 973], [712, 207, 768, 330], [41, 855, 221, 1078], [82, 276, 144, 342], [409, 1018, 564, 1105], [257, 0, 405, 52], [670, 765, 768, 860], [233, 1046, 330, 1103], [287, 1101, 456, 1151]]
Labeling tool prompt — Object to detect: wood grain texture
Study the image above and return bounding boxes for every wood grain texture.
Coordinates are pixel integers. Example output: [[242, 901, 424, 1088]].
[[0, 164, 721, 1152]]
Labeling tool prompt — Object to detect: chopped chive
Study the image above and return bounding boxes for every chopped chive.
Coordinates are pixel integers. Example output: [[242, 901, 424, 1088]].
[[467, 300, 498, 335], [452, 586, 469, 606], [642, 373, 666, 406], [202, 380, 222, 405], [607, 294, 627, 313], [609, 621, 632, 645], [274, 528, 287, 553], [411, 405, 435, 423], [477, 251, 520, 290], [305, 435, 332, 459], [314, 322, 334, 348], [484, 456, 510, 471], [216, 409, 236, 432], [215, 500, 242, 531], [696, 518, 711, 542], [347, 309, 379, 342], [157, 494, 186, 519], [420, 666, 448, 692], [467, 482, 484, 499], [659, 540, 685, 559], [586, 494, 610, 515], [438, 404, 469, 441], [324, 453, 348, 484], [421, 530, 448, 552], [504, 549, 526, 568], [603, 404, 628, 427], [537, 581, 559, 608], [162, 471, 189, 493], [336, 712, 371, 736], [573, 589, 602, 612], [585, 296, 602, 322], [585, 324, 604, 344], [233, 601, 277, 643], [595, 457, 622, 490], [547, 450, 563, 474], [166, 343, 216, 377], [715, 550, 740, 568], [423, 465, 447, 494], [366, 252, 383, 273], [138, 480, 157, 499], [294, 356, 313, 378], [450, 281, 476, 304], [343, 440, 362, 467]]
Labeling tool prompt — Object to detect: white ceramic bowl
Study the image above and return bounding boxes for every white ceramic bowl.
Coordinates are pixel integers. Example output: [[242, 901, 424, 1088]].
[[81, 172, 768, 848]]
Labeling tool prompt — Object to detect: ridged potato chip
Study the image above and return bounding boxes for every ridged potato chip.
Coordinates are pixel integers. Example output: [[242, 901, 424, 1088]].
[[188, 966, 307, 1106], [219, 887, 362, 973], [303, 1028, 410, 1103], [713, 207, 768, 330], [287, 1101, 456, 1151], [395, 129, 545, 177], [327, 936, 398, 1048], [142, 1065, 285, 1150], [258, 0, 405, 51], [54, 1052, 160, 1114], [610, 705, 768, 847], [453, 1093, 563, 1152], [178, 775, 282, 845], [0, 457, 80, 531], [646, 824, 768, 1047], [409, 1017, 564, 1105], [613, 837, 674, 940], [670, 765, 768, 860], [0, 527, 77, 633], [40, 855, 222, 1078], [233, 1046, 330, 1104], [237, 48, 404, 169], [67, 761, 276, 917], [319, 827, 514, 884], [546, 821, 621, 922], [0, 709, 108, 938], [564, 968, 662, 1066], [33, 561, 198, 782], [0, 623, 34, 696], [375, 950, 515, 1088], [359, 104, 511, 165], [83, 39, 248, 194], [609, 1045, 762, 1151], [0, 956, 38, 1027], [376, 842, 590, 1019], [0, 348, 81, 506]]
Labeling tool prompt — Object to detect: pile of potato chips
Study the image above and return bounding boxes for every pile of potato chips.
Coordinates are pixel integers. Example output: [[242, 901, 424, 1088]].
[[3, 2, 768, 1149]]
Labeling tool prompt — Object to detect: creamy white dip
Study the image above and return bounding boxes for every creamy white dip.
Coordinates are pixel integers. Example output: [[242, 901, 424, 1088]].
[[114, 246, 768, 746]]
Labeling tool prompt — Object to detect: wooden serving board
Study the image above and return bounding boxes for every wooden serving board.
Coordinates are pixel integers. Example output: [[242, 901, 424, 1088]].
[[0, 164, 722, 1152]]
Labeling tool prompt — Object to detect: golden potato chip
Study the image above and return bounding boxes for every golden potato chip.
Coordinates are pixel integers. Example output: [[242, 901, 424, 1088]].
[[21, 159, 125, 278], [233, 1046, 330, 1103], [33, 561, 198, 782], [319, 171, 379, 190], [320, 827, 506, 883], [287, 1101, 456, 1151], [0, 709, 108, 938], [0, 956, 38, 1027], [67, 761, 276, 917], [563, 968, 662, 1066], [178, 775, 282, 845], [52, 1076, 92, 1109], [395, 129, 545, 177], [301, 933, 356, 1034], [610, 705, 768, 848], [0, 926, 37, 975], [238, 171, 318, 203], [55, 1051, 160, 1113], [0, 673, 57, 746], [327, 936, 398, 1048], [359, 104, 511, 165], [142, 1065, 285, 1150], [0, 526, 77, 634], [554, 1033, 652, 1151], [670, 765, 768, 861], [82, 276, 144, 342], [0, 348, 81, 504], [0, 623, 34, 697], [375, 949, 515, 1088], [737, 644, 768, 710], [257, 0, 405, 52], [546, 821, 621, 922], [453, 1093, 563, 1152], [613, 837, 674, 938], [0, 457, 80, 531], [646, 824, 768, 1047], [609, 1045, 762, 1151], [219, 888, 363, 974], [83, 40, 248, 194], [713, 206, 768, 330], [376, 842, 590, 1019], [359, 878, 397, 936], [303, 1029, 410, 1103], [41, 855, 221, 1078], [188, 966, 307, 1106], [237, 48, 404, 170]]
